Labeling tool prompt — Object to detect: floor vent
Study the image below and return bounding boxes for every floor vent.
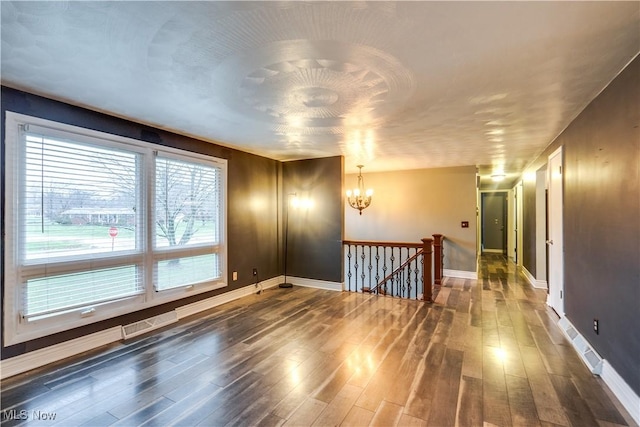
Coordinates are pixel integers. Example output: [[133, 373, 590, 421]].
[[121, 311, 178, 340], [558, 317, 603, 375]]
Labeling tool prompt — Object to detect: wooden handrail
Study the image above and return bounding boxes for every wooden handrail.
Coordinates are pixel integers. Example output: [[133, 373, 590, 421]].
[[342, 235, 443, 302], [342, 240, 423, 249]]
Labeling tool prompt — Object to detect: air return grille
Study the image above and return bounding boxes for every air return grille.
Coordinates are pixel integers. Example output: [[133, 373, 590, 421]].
[[121, 311, 178, 340], [558, 317, 603, 375]]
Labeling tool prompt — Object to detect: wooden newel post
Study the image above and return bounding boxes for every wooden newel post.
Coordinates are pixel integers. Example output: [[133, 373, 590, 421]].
[[421, 237, 433, 302], [432, 234, 443, 286]]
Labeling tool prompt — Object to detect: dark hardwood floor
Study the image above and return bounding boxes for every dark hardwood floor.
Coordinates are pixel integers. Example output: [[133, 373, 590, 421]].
[[1, 254, 636, 426]]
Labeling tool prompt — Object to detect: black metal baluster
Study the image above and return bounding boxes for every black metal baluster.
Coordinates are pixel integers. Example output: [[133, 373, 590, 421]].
[[360, 245, 366, 291], [354, 245, 359, 292], [375, 246, 380, 289], [390, 247, 396, 297], [406, 248, 412, 299], [381, 246, 388, 296], [368, 245, 373, 291], [413, 249, 421, 300], [420, 252, 425, 299], [402, 248, 408, 298], [347, 244, 353, 292]]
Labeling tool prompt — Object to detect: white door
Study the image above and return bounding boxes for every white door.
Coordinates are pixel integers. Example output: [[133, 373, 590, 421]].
[[514, 182, 523, 265], [547, 147, 564, 315]]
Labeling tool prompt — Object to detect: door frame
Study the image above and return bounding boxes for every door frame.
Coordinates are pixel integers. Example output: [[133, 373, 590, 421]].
[[479, 190, 509, 254], [513, 181, 523, 266], [547, 146, 564, 315]]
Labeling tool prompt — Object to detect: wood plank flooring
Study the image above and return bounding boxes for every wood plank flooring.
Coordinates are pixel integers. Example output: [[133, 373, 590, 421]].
[[1, 254, 636, 426]]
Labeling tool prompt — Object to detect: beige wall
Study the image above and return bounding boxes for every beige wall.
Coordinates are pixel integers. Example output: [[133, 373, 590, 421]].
[[345, 166, 478, 273]]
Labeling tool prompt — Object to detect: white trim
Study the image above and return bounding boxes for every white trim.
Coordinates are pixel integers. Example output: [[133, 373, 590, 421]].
[[514, 180, 523, 267], [443, 269, 478, 280], [3, 111, 229, 346], [175, 277, 281, 320], [557, 316, 639, 425], [522, 266, 548, 289], [0, 278, 279, 380], [287, 276, 343, 291], [482, 249, 504, 254], [602, 360, 640, 425], [0, 327, 122, 380], [547, 146, 564, 316]]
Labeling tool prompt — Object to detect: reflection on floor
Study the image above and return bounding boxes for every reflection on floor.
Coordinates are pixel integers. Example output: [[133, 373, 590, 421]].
[[1, 254, 636, 426]]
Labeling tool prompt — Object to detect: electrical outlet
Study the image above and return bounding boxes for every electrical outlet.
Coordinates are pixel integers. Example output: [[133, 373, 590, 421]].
[[593, 318, 599, 334], [253, 268, 258, 276], [232, 271, 237, 281]]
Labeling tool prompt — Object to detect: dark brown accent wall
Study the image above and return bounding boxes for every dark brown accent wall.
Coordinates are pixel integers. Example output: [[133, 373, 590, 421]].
[[0, 87, 304, 359], [283, 157, 344, 282], [522, 180, 537, 277], [522, 56, 640, 395]]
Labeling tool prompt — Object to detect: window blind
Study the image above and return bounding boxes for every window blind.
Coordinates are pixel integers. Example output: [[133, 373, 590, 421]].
[[154, 156, 222, 291], [23, 265, 143, 319], [21, 132, 143, 319], [24, 133, 139, 260]]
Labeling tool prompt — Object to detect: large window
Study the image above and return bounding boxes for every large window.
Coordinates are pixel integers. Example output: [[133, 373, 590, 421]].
[[4, 112, 227, 344]]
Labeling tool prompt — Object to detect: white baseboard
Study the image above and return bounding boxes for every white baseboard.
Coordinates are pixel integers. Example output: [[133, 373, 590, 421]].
[[602, 360, 640, 425], [443, 269, 478, 280], [287, 276, 343, 291], [0, 278, 281, 380], [522, 266, 548, 289], [558, 316, 640, 425], [482, 249, 504, 254], [534, 279, 548, 289], [175, 277, 280, 319], [0, 326, 122, 380]]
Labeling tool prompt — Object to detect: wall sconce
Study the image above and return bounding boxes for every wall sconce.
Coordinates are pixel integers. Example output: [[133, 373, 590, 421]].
[[346, 165, 373, 215], [291, 196, 314, 210]]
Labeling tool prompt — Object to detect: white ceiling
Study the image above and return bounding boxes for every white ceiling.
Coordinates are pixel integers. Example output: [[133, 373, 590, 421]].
[[2, 1, 639, 182]]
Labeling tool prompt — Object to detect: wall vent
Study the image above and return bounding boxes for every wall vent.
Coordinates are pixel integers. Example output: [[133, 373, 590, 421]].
[[558, 317, 603, 375], [121, 311, 178, 340]]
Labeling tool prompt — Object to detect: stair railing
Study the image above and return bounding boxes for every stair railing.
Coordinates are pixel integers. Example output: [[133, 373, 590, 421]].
[[369, 249, 423, 298], [343, 236, 440, 302]]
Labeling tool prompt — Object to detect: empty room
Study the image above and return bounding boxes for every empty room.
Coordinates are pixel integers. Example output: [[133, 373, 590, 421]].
[[1, 2, 639, 426]]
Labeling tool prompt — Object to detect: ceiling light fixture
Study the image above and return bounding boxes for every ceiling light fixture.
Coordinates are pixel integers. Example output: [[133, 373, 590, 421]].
[[346, 165, 373, 215], [491, 173, 506, 182]]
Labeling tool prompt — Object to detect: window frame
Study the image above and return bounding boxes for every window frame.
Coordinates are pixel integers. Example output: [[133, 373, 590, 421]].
[[4, 112, 228, 345]]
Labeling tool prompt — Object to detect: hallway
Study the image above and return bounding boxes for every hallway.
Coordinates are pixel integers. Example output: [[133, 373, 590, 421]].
[[1, 255, 635, 426]]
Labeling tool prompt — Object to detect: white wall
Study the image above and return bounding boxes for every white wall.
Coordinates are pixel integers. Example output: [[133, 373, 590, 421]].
[[345, 166, 477, 273]]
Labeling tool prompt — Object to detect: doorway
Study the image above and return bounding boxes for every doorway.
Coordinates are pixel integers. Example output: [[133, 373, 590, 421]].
[[481, 192, 507, 254], [513, 182, 523, 265], [547, 147, 564, 316]]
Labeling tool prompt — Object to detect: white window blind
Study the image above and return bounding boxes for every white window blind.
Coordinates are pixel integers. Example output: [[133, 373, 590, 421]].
[[154, 254, 220, 291], [153, 156, 223, 291], [23, 133, 139, 260], [23, 265, 142, 319], [20, 131, 144, 319], [5, 113, 227, 345], [155, 156, 220, 248]]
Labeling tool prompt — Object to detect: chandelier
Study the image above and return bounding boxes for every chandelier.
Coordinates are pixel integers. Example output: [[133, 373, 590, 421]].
[[346, 165, 373, 215]]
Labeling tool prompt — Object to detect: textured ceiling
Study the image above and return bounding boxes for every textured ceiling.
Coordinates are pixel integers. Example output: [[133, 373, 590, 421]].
[[2, 1, 639, 182]]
